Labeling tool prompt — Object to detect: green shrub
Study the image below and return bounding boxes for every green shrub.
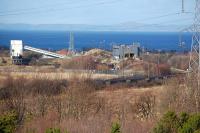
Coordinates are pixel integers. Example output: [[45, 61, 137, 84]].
[[153, 111, 180, 133], [0, 111, 18, 133], [179, 114, 200, 133], [45, 128, 69, 133], [111, 122, 121, 133], [45, 128, 61, 133], [153, 111, 200, 133], [179, 112, 190, 128]]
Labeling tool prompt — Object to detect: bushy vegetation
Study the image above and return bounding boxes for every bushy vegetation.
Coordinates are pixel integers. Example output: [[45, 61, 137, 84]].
[[0, 74, 112, 133], [153, 111, 200, 133], [0, 59, 198, 133], [61, 56, 97, 70], [45, 128, 69, 133], [0, 111, 18, 133], [111, 122, 121, 133], [179, 114, 200, 133]]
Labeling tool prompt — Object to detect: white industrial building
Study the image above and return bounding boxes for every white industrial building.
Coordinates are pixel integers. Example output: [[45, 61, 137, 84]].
[[10, 40, 23, 58], [10, 40, 66, 64]]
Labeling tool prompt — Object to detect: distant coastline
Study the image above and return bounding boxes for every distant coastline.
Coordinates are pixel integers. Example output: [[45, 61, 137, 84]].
[[0, 23, 191, 32]]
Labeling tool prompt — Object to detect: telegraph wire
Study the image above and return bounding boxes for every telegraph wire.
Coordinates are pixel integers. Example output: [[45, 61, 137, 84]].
[[0, 0, 193, 29], [0, 0, 121, 17], [0, 0, 91, 14], [134, 11, 193, 22], [0, 0, 194, 32]]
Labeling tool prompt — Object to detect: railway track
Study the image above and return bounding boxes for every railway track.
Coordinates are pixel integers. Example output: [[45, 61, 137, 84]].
[[103, 74, 183, 85]]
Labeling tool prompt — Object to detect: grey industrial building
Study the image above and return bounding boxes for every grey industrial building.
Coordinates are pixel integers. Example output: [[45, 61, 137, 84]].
[[112, 44, 140, 59]]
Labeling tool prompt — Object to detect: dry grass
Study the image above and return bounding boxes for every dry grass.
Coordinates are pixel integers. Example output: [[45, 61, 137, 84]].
[[0, 71, 165, 133], [20, 85, 159, 133], [0, 65, 117, 80], [0, 51, 194, 133]]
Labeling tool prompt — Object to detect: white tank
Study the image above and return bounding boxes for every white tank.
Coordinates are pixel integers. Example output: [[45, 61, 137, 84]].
[[10, 40, 23, 58]]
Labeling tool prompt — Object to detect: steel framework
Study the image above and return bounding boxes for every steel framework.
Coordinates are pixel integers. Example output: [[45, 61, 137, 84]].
[[187, 0, 200, 112], [69, 32, 74, 52], [24, 45, 66, 58], [189, 0, 200, 74]]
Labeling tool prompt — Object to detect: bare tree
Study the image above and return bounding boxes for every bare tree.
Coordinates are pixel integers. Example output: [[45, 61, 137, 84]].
[[0, 75, 26, 124], [133, 91, 156, 119]]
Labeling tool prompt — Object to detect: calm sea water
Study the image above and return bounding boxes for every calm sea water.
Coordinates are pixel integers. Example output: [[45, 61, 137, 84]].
[[0, 30, 192, 51]]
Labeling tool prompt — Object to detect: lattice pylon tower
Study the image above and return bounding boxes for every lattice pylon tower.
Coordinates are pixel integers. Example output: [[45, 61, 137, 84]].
[[69, 32, 74, 52], [187, 0, 200, 112], [189, 0, 200, 75]]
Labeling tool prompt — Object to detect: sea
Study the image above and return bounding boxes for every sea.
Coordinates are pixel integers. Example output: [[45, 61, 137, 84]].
[[0, 30, 193, 52]]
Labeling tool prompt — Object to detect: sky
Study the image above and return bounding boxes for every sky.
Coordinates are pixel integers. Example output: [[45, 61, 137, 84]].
[[0, 0, 195, 26]]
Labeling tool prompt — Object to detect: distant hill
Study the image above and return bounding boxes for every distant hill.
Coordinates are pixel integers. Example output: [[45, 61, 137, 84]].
[[0, 23, 187, 32]]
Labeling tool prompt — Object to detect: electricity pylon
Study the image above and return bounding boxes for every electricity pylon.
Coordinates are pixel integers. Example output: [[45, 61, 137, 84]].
[[189, 0, 200, 75], [69, 32, 74, 52], [182, 0, 185, 13], [180, 0, 200, 73], [187, 0, 200, 112]]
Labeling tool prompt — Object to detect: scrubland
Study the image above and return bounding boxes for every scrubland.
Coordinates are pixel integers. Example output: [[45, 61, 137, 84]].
[[1, 49, 200, 133], [1, 70, 199, 133]]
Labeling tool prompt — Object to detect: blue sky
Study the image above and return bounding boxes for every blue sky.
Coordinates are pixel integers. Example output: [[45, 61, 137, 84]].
[[0, 0, 195, 26]]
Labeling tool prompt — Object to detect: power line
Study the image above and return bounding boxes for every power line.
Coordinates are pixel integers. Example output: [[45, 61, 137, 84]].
[[120, 17, 193, 31], [134, 11, 193, 22], [0, 0, 194, 32], [0, 0, 121, 17], [0, 0, 94, 14]]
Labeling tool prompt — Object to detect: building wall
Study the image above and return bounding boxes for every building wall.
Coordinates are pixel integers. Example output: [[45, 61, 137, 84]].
[[10, 40, 23, 58], [112, 44, 140, 59]]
